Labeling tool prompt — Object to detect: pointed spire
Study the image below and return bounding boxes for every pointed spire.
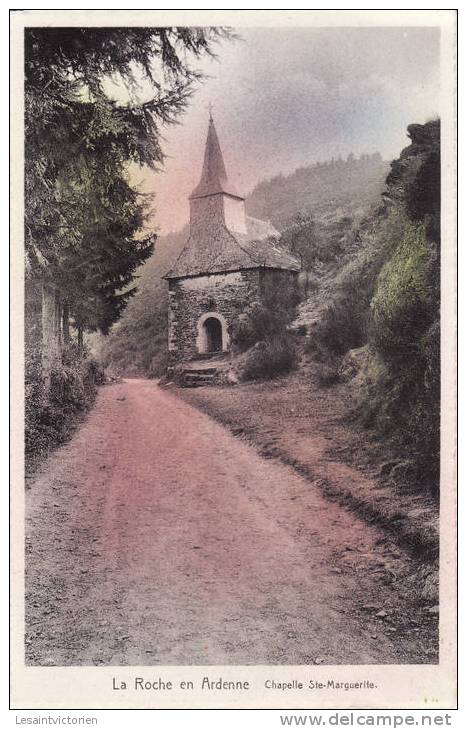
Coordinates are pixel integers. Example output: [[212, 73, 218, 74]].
[[190, 117, 244, 200]]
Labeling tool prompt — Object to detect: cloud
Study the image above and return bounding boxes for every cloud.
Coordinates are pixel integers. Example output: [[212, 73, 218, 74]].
[[146, 26, 440, 233]]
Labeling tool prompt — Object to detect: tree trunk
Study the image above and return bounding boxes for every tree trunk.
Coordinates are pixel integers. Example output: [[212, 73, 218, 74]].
[[41, 284, 61, 395], [55, 292, 62, 351], [62, 301, 70, 344], [77, 327, 83, 351]]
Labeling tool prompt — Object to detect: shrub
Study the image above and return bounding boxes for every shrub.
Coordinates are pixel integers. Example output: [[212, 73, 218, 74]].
[[231, 303, 282, 352], [25, 341, 103, 466], [351, 346, 439, 495], [370, 222, 431, 364], [241, 335, 298, 381], [308, 294, 369, 358], [232, 270, 300, 355], [367, 221, 439, 489], [307, 209, 408, 359], [316, 362, 340, 387]]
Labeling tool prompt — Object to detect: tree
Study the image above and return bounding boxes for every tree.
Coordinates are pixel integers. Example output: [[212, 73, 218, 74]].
[[25, 27, 232, 343], [279, 213, 318, 270]]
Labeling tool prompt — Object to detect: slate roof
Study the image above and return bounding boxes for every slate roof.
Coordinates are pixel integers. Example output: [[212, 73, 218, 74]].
[[164, 216, 300, 279], [190, 117, 244, 201], [164, 117, 301, 279]]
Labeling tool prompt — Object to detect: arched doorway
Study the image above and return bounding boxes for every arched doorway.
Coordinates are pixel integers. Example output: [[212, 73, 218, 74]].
[[196, 312, 230, 355], [203, 316, 223, 353]]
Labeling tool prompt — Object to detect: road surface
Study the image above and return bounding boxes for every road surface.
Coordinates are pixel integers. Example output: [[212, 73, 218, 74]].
[[25, 379, 436, 665]]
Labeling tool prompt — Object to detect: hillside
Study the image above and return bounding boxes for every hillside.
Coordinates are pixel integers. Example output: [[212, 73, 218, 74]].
[[97, 228, 187, 376], [176, 120, 440, 561], [100, 153, 389, 375], [246, 152, 388, 231], [303, 120, 441, 494]]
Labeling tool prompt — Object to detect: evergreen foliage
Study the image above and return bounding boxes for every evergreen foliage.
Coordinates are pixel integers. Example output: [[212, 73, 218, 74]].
[[97, 229, 188, 376], [25, 26, 230, 334], [246, 152, 387, 231]]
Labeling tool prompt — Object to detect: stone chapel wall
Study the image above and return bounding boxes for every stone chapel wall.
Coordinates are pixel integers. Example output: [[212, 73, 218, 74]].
[[168, 269, 260, 362]]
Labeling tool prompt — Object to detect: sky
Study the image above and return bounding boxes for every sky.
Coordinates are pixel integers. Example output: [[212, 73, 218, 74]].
[[136, 27, 440, 234]]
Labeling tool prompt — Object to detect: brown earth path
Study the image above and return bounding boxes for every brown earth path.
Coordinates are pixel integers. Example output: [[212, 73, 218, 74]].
[[25, 379, 437, 666]]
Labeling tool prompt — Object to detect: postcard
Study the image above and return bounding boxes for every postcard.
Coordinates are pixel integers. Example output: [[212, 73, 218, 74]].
[[10, 9, 457, 710]]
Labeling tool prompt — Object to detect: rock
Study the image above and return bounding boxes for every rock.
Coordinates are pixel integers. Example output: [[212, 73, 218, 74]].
[[375, 610, 388, 619], [338, 346, 368, 382], [226, 370, 239, 385], [361, 604, 379, 612], [314, 657, 325, 664], [428, 605, 439, 614]]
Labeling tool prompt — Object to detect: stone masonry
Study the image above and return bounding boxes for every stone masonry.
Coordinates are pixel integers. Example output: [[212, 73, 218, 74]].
[[164, 116, 300, 366]]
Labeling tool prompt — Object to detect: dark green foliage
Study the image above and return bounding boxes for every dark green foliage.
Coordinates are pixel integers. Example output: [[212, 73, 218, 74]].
[[232, 301, 293, 352], [315, 362, 340, 387], [231, 272, 300, 354], [310, 296, 368, 359], [370, 222, 431, 362], [25, 342, 103, 467], [25, 26, 230, 334], [98, 229, 187, 376], [279, 214, 319, 269], [241, 335, 298, 381], [232, 274, 299, 381], [280, 212, 356, 272], [359, 217, 440, 492], [307, 209, 407, 358], [364, 123, 440, 493]]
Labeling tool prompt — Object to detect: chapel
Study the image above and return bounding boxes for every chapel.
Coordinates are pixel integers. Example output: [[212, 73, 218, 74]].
[[164, 116, 300, 364]]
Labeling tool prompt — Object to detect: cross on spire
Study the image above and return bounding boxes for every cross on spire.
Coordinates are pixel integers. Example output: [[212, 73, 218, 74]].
[[189, 112, 243, 201]]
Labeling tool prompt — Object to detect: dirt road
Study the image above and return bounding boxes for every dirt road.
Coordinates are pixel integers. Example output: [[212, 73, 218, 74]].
[[25, 379, 437, 666]]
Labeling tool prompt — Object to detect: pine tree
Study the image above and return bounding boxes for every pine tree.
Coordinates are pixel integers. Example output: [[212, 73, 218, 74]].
[[25, 27, 232, 340]]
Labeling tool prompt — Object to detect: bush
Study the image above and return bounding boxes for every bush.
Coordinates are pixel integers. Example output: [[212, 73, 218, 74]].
[[231, 303, 281, 352], [370, 222, 431, 363], [307, 210, 408, 359], [241, 335, 298, 381], [350, 336, 439, 494], [316, 362, 340, 387], [231, 270, 300, 356], [308, 294, 369, 358], [25, 341, 103, 466], [362, 221, 440, 493]]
